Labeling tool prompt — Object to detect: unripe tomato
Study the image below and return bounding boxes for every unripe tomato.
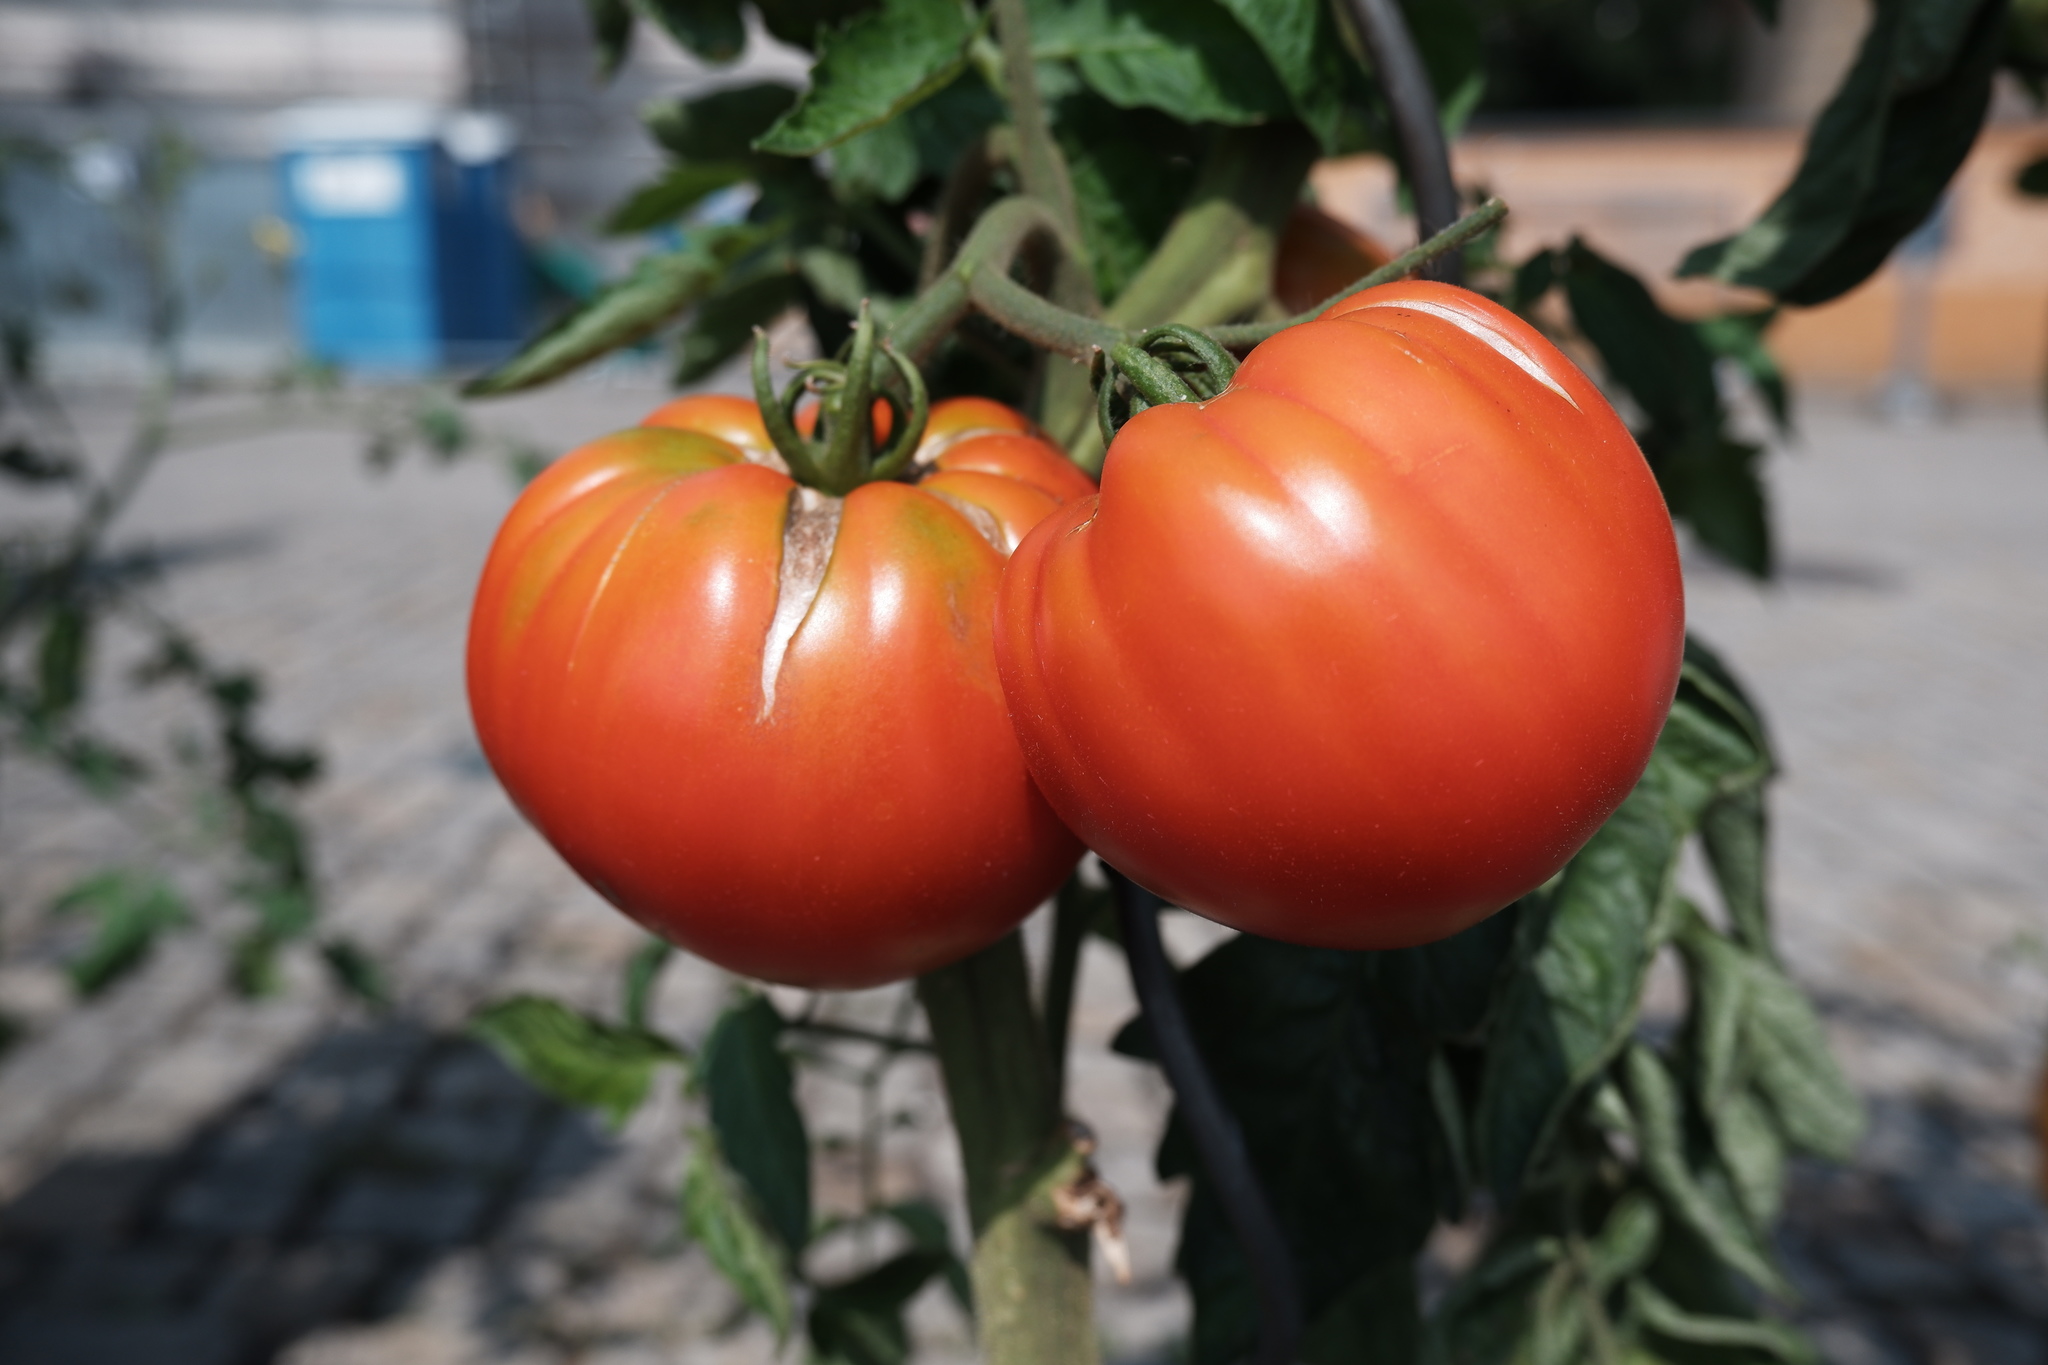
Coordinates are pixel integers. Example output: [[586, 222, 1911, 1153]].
[[1273, 202, 1391, 315], [995, 281, 1684, 950], [468, 405, 1090, 988]]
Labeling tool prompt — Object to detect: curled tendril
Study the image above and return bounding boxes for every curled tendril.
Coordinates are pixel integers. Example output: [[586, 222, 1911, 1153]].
[[1092, 323, 1241, 447], [751, 301, 931, 495]]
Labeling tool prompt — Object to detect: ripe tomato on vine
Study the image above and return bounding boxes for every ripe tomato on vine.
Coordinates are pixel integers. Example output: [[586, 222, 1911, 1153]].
[[995, 281, 1686, 950], [467, 371, 1089, 989]]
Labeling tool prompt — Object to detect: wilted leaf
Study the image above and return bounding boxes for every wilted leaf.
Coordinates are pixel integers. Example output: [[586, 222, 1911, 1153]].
[[1475, 652, 1770, 1197], [53, 870, 190, 996], [1743, 955, 1866, 1160], [471, 995, 684, 1127], [681, 1129, 796, 1337], [1628, 1280, 1817, 1363], [701, 994, 812, 1254], [1623, 1043, 1789, 1296], [755, 0, 979, 156], [2019, 153, 2048, 195]]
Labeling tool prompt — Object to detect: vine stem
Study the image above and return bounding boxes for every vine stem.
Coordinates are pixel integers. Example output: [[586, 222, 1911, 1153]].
[[1342, 0, 1463, 284], [918, 934, 1099, 1365], [1112, 870, 1303, 1365], [887, 196, 1505, 368]]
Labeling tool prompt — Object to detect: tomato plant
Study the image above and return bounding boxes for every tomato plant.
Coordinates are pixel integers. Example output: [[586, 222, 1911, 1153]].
[[456, 0, 2033, 1362], [998, 282, 1684, 949], [466, 358, 1089, 989]]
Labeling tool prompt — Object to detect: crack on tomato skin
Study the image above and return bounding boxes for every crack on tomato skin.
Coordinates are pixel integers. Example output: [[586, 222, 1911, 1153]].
[[759, 486, 841, 721], [564, 480, 684, 677], [923, 488, 1009, 552]]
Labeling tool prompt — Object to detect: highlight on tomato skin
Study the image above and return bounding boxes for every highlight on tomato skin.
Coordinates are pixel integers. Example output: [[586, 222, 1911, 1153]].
[[993, 280, 1686, 953], [465, 397, 1095, 990]]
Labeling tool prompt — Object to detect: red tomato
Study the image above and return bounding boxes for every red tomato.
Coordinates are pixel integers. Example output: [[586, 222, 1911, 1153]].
[[994, 281, 1685, 950], [1272, 202, 1391, 316], [468, 414, 1092, 988]]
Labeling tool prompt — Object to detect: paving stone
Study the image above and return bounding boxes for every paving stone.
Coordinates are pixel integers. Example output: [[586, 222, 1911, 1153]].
[[320, 1174, 493, 1245], [0, 1311, 237, 1365], [1903, 1308, 2048, 1365]]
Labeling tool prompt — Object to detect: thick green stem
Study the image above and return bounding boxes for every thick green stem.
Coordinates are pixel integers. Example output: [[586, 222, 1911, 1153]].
[[988, 0, 1092, 316], [1042, 123, 1317, 455], [889, 197, 1114, 363], [919, 934, 1098, 1365]]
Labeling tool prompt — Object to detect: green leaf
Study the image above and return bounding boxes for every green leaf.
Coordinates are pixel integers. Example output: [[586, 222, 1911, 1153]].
[[585, 0, 635, 77], [1628, 1280, 1817, 1363], [36, 604, 90, 718], [808, 1248, 952, 1365], [681, 1129, 796, 1338], [1742, 955, 1865, 1160], [2019, 154, 2048, 196], [754, 0, 878, 49], [1212, 0, 1377, 152], [634, 0, 745, 61], [1710, 1085, 1787, 1231], [604, 162, 749, 234], [320, 938, 389, 1008], [1475, 653, 1769, 1197], [674, 268, 804, 383], [1424, 1236, 1561, 1365], [1586, 1191, 1662, 1291], [881, 1200, 970, 1309], [1036, 0, 1294, 126], [1053, 91, 1203, 302], [829, 69, 1004, 200], [466, 223, 769, 395], [470, 995, 684, 1127], [646, 84, 800, 160], [701, 994, 812, 1254], [1696, 310, 1791, 434], [1622, 1043, 1789, 1296], [1699, 785, 1773, 954], [53, 870, 190, 996], [621, 936, 673, 1031], [754, 0, 979, 156], [1558, 239, 1774, 576], [1679, 0, 2006, 305]]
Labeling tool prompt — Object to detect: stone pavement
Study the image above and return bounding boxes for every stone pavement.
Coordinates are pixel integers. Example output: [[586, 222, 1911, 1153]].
[[0, 376, 2044, 1364]]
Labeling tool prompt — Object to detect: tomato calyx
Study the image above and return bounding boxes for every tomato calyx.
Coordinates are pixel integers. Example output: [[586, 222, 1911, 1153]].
[[1093, 323, 1240, 444], [752, 301, 930, 497]]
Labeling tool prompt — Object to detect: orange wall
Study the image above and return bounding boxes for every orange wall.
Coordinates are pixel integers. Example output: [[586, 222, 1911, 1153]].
[[1310, 123, 2048, 391]]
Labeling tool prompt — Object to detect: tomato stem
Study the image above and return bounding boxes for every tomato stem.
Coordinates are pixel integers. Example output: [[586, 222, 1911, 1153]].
[[753, 302, 931, 495], [1112, 870, 1304, 1365], [1209, 198, 1508, 348]]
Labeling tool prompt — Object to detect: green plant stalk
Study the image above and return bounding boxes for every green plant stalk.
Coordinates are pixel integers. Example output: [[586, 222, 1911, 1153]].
[[1038, 123, 1317, 456], [918, 933, 1098, 1365], [988, 0, 1093, 316]]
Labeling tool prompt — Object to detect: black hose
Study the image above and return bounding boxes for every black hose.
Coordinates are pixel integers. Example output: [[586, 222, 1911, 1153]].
[[1111, 869, 1303, 1365], [1343, 0, 1464, 285]]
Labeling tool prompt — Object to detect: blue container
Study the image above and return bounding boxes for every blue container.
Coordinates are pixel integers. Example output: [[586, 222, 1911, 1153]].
[[277, 103, 526, 373]]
